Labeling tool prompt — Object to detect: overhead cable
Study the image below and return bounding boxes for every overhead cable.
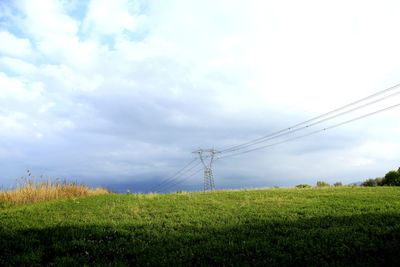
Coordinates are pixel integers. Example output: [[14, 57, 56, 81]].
[[219, 102, 400, 159], [149, 158, 198, 192], [155, 160, 203, 192], [160, 167, 204, 193], [220, 89, 400, 154], [220, 83, 400, 153]]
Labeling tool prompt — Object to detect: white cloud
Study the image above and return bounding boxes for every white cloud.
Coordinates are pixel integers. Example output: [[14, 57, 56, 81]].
[[0, 112, 27, 132], [0, 31, 33, 58], [38, 102, 56, 113], [16, 0, 79, 38], [13, 0, 104, 70], [350, 157, 375, 167], [40, 64, 104, 92], [0, 72, 43, 102], [0, 57, 37, 74], [355, 140, 400, 161], [143, 0, 400, 115], [83, 0, 146, 36], [54, 119, 75, 131]]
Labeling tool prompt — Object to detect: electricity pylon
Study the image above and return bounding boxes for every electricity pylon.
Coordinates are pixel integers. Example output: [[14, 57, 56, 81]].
[[193, 149, 219, 192]]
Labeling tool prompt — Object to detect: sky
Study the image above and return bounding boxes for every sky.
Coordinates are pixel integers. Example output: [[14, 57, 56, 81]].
[[1, 0, 400, 192]]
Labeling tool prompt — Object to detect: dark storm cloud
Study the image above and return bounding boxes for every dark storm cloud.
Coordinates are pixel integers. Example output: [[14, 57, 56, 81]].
[[1, 0, 400, 192]]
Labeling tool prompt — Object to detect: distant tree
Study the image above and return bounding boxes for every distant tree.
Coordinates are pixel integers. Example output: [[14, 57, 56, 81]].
[[333, 182, 342, 187], [375, 177, 384, 186], [295, 184, 311, 188], [362, 178, 378, 187], [361, 177, 384, 187], [381, 170, 400, 186], [316, 181, 330, 187]]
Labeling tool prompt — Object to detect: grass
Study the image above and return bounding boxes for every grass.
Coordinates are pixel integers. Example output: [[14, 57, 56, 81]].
[[0, 178, 108, 206], [1, 187, 400, 266]]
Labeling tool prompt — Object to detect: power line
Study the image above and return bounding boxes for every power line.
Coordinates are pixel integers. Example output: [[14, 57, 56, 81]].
[[155, 160, 203, 192], [220, 89, 400, 154], [149, 158, 198, 192], [218, 102, 400, 160], [151, 158, 198, 192], [160, 166, 204, 193], [159, 83, 400, 193], [156, 161, 202, 192], [220, 83, 400, 153], [159, 153, 216, 192]]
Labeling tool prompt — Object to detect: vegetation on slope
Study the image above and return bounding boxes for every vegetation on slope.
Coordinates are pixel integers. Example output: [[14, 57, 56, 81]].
[[362, 168, 400, 187], [0, 178, 108, 206], [1, 187, 399, 266]]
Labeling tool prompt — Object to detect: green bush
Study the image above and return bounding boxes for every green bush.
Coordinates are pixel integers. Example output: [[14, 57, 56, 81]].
[[381, 170, 400, 186], [333, 182, 343, 187], [362, 178, 380, 187], [362, 169, 400, 187], [295, 184, 311, 188], [316, 181, 330, 187], [376, 177, 384, 186]]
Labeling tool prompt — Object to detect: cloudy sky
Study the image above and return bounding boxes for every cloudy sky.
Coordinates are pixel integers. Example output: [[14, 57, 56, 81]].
[[1, 0, 400, 192]]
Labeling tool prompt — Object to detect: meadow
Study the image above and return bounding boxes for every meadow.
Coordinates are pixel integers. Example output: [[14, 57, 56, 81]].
[[1, 187, 400, 266]]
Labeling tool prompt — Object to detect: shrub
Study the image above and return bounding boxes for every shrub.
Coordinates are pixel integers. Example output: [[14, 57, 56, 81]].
[[375, 177, 384, 186], [0, 177, 108, 205], [381, 170, 400, 186], [295, 184, 311, 188], [362, 178, 379, 187], [333, 182, 342, 187], [316, 181, 330, 187], [362, 177, 384, 187]]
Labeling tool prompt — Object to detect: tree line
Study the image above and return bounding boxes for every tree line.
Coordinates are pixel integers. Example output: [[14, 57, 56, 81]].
[[294, 167, 400, 188], [361, 167, 400, 187]]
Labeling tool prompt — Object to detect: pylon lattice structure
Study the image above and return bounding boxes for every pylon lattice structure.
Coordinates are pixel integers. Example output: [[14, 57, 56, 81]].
[[193, 149, 219, 192]]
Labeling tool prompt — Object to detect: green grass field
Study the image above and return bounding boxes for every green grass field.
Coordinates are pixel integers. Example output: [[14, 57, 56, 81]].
[[1, 187, 400, 266]]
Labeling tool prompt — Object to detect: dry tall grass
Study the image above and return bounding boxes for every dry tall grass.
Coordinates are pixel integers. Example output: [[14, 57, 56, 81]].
[[0, 178, 109, 205]]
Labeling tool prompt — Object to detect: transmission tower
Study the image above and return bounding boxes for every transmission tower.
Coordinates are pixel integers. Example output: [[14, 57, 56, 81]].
[[193, 149, 219, 192]]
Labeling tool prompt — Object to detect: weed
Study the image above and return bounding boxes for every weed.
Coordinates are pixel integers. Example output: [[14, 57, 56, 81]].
[[0, 177, 108, 205]]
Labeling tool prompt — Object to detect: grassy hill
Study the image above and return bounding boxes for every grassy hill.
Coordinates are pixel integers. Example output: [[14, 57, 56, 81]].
[[1, 187, 400, 266]]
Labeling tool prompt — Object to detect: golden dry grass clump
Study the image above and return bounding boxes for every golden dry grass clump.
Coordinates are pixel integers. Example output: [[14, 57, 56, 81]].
[[0, 177, 109, 205]]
